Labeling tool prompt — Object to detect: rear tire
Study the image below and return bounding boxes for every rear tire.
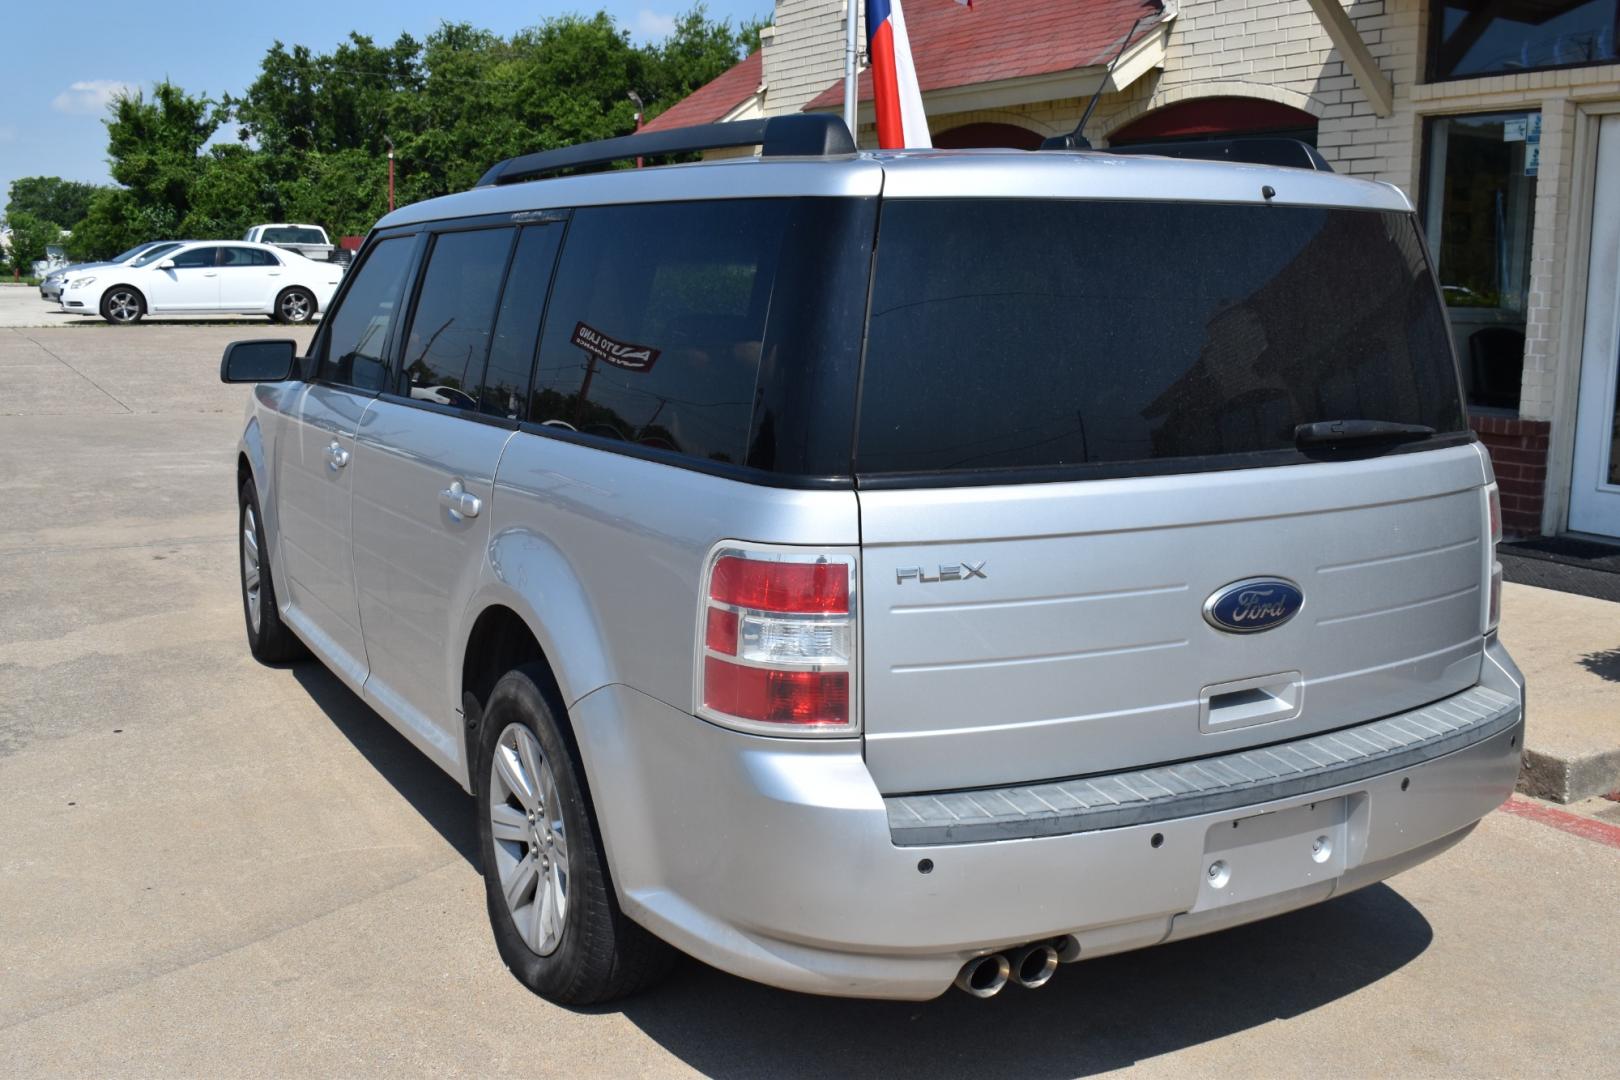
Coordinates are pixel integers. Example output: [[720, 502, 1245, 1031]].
[[239, 479, 308, 663], [100, 287, 145, 324], [273, 287, 316, 325], [476, 664, 674, 1004]]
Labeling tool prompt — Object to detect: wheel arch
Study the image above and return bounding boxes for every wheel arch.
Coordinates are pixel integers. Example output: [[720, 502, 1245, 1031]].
[[100, 283, 146, 319], [456, 563, 616, 793], [236, 416, 283, 580], [276, 283, 319, 316]]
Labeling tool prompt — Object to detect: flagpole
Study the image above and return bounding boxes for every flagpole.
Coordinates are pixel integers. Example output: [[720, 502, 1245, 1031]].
[[844, 0, 858, 137]]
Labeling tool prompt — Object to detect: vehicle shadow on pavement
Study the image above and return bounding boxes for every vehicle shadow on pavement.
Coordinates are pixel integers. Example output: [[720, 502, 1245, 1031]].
[[616, 884, 1432, 1079], [290, 663, 478, 866], [279, 660, 1433, 1077]]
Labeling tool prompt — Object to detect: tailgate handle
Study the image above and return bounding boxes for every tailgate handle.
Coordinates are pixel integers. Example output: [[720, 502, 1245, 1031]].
[[1201, 672, 1304, 733]]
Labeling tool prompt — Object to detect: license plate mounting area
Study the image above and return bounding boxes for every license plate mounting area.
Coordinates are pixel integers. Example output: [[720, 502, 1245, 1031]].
[[1191, 796, 1351, 913]]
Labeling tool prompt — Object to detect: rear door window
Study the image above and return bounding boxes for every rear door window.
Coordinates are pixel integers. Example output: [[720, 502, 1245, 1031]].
[[481, 225, 562, 420], [400, 228, 516, 410], [220, 247, 279, 267], [317, 235, 416, 391], [857, 200, 1465, 477]]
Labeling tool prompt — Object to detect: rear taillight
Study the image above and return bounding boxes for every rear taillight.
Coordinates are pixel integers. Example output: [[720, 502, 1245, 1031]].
[[1485, 484, 1503, 633], [698, 545, 858, 736]]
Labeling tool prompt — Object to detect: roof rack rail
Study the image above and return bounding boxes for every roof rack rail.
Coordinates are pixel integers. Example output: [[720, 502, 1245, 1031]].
[[476, 114, 857, 187], [1099, 137, 1334, 172]]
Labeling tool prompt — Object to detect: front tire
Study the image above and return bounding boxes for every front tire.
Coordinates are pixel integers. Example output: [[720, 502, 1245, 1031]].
[[476, 665, 673, 1004], [273, 287, 316, 325], [239, 479, 308, 663], [100, 286, 145, 324]]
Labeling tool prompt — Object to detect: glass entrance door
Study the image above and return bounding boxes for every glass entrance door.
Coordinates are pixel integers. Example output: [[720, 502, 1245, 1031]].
[[1570, 114, 1620, 537]]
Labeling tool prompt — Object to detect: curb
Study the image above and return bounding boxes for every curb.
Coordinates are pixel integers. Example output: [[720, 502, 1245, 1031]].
[[1517, 746, 1620, 804]]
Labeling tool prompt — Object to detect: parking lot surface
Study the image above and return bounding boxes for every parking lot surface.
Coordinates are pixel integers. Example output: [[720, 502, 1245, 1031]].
[[1, 322, 1617, 1078]]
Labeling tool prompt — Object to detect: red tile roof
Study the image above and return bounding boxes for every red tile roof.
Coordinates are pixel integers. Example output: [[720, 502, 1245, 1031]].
[[641, 51, 763, 133], [803, 0, 1165, 111]]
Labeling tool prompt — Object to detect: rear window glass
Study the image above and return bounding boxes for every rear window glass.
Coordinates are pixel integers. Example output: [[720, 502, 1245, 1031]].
[[857, 200, 1465, 477], [531, 199, 873, 470], [263, 227, 326, 245]]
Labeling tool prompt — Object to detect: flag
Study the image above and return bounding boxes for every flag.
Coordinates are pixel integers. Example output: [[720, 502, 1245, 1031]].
[[865, 0, 931, 149]]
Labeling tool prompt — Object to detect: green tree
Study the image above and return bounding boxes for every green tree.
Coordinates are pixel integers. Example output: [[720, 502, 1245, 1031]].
[[4, 211, 65, 274], [643, 5, 762, 118], [70, 188, 175, 260], [106, 81, 220, 227], [77, 8, 758, 252], [6, 176, 105, 230]]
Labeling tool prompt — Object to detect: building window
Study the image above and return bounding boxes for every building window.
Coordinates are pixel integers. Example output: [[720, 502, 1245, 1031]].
[[1422, 111, 1540, 413], [1428, 0, 1618, 81]]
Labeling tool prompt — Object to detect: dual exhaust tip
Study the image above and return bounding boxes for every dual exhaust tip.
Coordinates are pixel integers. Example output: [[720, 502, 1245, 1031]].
[[954, 940, 1065, 998]]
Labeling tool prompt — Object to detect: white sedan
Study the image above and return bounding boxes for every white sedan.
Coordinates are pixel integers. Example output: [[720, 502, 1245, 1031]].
[[58, 241, 344, 325]]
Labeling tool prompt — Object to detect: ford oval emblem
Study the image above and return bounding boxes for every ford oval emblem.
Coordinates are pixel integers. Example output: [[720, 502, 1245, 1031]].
[[1203, 577, 1304, 634]]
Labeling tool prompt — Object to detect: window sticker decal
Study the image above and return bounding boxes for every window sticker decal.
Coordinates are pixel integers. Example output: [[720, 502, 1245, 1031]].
[[571, 321, 660, 372]]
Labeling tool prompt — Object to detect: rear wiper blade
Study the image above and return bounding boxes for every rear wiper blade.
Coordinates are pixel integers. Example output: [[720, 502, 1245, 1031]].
[[1294, 419, 1436, 445]]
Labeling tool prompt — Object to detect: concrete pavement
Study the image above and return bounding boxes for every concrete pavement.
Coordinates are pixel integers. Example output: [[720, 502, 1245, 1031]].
[[1499, 583, 1620, 802], [1, 324, 1617, 1078]]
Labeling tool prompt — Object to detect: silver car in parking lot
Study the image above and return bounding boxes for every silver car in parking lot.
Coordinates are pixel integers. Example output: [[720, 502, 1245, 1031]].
[[39, 241, 182, 301], [222, 116, 1524, 1005]]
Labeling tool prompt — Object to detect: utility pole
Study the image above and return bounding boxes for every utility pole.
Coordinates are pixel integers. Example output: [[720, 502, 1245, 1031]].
[[384, 135, 396, 212], [628, 91, 645, 168]]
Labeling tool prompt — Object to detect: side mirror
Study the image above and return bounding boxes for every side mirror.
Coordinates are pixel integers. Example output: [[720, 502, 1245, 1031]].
[[220, 339, 298, 384], [157, 258, 175, 270]]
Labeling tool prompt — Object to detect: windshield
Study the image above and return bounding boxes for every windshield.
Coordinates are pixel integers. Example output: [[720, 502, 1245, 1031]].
[[132, 244, 186, 267], [118, 242, 177, 264], [856, 200, 1466, 478]]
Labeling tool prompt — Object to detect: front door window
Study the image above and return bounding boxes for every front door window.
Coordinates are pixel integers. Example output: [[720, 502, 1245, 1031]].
[[1422, 111, 1541, 413]]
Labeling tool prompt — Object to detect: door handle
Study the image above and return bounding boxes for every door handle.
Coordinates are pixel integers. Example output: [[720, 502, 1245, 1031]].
[[439, 479, 482, 520], [324, 440, 350, 471], [204, 272, 218, 277]]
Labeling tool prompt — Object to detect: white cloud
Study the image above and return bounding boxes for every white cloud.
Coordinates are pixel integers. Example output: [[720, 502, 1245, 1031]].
[[51, 80, 138, 116], [634, 8, 677, 39]]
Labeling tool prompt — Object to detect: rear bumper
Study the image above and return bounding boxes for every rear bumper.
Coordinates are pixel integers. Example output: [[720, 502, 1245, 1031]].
[[573, 638, 1523, 1000]]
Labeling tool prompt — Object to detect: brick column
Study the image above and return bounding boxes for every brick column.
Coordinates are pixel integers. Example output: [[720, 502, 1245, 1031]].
[[1470, 415, 1551, 537]]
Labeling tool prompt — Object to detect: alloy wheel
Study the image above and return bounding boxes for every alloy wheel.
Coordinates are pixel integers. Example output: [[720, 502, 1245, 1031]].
[[107, 291, 140, 322], [488, 722, 570, 956], [280, 291, 311, 322], [241, 505, 261, 634]]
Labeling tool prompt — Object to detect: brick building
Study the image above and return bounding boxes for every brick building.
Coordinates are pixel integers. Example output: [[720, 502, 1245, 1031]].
[[646, 0, 1620, 539]]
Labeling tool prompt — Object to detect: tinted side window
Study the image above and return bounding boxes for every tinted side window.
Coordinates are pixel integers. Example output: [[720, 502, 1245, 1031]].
[[401, 228, 515, 410], [531, 201, 783, 463], [221, 247, 279, 267], [170, 247, 219, 269], [317, 236, 416, 390], [480, 225, 562, 420]]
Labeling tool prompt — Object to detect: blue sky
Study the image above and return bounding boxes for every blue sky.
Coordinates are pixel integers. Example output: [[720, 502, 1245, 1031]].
[[0, 0, 766, 209]]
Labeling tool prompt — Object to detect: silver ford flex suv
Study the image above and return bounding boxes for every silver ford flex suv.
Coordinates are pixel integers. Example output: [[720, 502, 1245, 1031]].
[[222, 116, 1525, 1004]]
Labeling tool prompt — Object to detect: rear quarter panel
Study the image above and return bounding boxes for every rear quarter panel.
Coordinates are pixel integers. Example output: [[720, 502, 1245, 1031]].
[[481, 432, 860, 713]]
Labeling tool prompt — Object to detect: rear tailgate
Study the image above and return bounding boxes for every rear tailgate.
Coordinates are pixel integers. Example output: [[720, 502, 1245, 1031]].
[[858, 443, 1490, 793], [852, 190, 1485, 794]]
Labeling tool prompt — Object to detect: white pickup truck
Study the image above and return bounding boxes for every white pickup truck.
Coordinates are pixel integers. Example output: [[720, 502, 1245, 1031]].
[[241, 224, 351, 266]]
